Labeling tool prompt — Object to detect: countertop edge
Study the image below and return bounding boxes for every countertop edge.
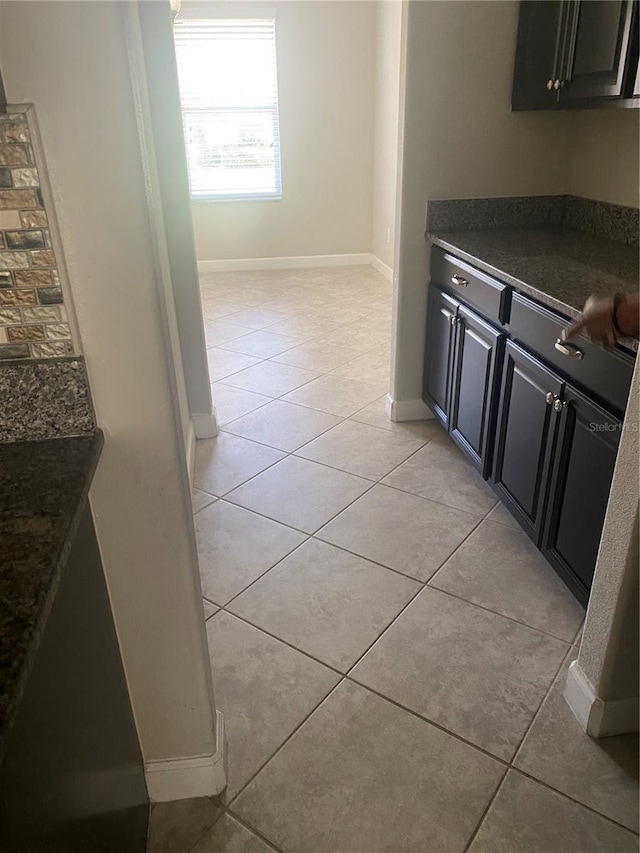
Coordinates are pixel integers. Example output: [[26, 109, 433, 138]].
[[0, 430, 104, 762], [429, 233, 584, 320], [428, 233, 638, 355]]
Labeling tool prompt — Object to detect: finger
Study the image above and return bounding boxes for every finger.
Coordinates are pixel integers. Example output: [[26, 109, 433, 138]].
[[565, 317, 586, 340]]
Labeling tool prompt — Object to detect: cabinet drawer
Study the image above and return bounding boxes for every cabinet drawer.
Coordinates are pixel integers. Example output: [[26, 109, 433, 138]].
[[508, 292, 635, 415], [431, 248, 508, 325]]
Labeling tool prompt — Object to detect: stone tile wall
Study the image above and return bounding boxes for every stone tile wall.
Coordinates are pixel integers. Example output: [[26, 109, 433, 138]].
[[0, 105, 74, 359]]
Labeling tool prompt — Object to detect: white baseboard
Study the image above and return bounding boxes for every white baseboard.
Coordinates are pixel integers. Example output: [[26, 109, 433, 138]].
[[385, 394, 435, 423], [192, 411, 218, 440], [198, 253, 372, 273], [185, 419, 196, 486], [145, 711, 228, 802], [564, 661, 639, 737], [371, 255, 393, 282]]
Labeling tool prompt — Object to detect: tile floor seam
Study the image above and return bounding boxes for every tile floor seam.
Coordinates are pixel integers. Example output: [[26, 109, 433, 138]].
[[214, 497, 312, 537], [216, 809, 285, 853], [210, 392, 276, 429], [182, 808, 225, 853], [220, 405, 351, 456], [218, 367, 322, 399], [224, 456, 381, 535], [461, 768, 510, 853], [508, 764, 640, 836], [342, 675, 514, 768], [216, 607, 346, 678], [214, 534, 314, 612], [226, 677, 348, 809], [291, 421, 438, 482], [424, 582, 576, 645], [510, 641, 579, 767], [377, 476, 498, 519]]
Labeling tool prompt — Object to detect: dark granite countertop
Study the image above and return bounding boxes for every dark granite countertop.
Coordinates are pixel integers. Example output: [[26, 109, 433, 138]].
[[429, 227, 639, 352], [429, 226, 639, 318], [0, 432, 103, 758]]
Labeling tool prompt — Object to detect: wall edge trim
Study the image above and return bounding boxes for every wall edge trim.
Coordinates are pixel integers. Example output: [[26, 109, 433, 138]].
[[192, 411, 218, 440], [564, 660, 639, 737], [145, 710, 227, 802], [385, 394, 435, 423]]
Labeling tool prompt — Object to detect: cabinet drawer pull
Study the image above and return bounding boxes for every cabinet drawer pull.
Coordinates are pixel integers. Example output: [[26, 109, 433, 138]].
[[555, 338, 584, 360], [545, 392, 558, 405], [451, 274, 468, 288], [553, 398, 567, 412]]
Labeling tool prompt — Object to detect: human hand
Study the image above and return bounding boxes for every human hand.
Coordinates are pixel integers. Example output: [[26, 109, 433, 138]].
[[565, 295, 617, 348]]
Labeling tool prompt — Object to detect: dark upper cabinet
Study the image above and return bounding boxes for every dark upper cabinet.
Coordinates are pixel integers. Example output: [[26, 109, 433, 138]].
[[512, 1, 565, 110], [542, 385, 621, 604], [512, 0, 639, 109], [492, 341, 562, 543], [449, 305, 504, 477], [423, 284, 458, 429]]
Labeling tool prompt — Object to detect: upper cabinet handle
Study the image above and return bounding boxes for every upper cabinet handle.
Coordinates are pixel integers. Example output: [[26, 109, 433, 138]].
[[555, 338, 584, 360], [451, 275, 468, 288]]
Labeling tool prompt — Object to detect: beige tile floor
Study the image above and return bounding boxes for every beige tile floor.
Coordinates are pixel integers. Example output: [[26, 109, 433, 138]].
[[149, 267, 639, 853]]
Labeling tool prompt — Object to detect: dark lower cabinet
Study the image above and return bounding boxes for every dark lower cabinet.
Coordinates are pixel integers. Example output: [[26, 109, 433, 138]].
[[542, 385, 621, 603], [423, 285, 458, 429], [449, 305, 504, 476], [492, 341, 562, 542], [0, 507, 149, 853], [424, 255, 631, 605], [491, 341, 622, 604]]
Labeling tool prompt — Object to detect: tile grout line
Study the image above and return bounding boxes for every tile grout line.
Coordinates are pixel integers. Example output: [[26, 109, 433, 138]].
[[509, 764, 640, 836], [510, 641, 579, 767], [461, 769, 510, 853], [226, 677, 347, 809]]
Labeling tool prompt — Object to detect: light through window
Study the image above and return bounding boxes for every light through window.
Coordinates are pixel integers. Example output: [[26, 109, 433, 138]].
[[174, 15, 282, 200]]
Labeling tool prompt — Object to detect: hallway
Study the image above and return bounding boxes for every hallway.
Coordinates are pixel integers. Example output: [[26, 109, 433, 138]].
[[152, 266, 638, 852]]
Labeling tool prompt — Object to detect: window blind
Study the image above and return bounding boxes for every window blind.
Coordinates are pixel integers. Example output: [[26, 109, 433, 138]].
[[174, 17, 282, 200]]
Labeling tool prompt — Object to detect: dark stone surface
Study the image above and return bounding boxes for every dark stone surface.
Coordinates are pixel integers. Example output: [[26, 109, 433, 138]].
[[0, 432, 103, 757], [0, 357, 96, 441], [427, 195, 639, 246]]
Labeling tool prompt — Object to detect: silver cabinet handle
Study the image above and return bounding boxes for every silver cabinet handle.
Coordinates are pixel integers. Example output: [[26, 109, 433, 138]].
[[547, 79, 554, 90], [554, 398, 567, 412], [545, 392, 558, 405], [555, 339, 584, 360], [451, 275, 468, 288]]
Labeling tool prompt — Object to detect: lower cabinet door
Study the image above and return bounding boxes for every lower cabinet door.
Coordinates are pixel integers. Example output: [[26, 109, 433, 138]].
[[542, 385, 621, 604], [449, 305, 504, 476], [492, 341, 563, 542], [423, 285, 458, 428]]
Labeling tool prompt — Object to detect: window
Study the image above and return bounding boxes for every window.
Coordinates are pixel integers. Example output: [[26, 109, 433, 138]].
[[174, 14, 282, 201]]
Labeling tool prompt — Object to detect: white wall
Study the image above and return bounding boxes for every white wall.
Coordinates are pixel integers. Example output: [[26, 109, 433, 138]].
[[568, 109, 640, 208], [392, 0, 572, 404], [190, 0, 376, 262], [0, 0, 218, 765], [371, 1, 402, 274]]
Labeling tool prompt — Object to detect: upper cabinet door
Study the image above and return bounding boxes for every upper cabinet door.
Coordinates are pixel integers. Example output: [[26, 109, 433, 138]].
[[560, 0, 637, 100], [512, 1, 564, 110], [512, 0, 639, 109]]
